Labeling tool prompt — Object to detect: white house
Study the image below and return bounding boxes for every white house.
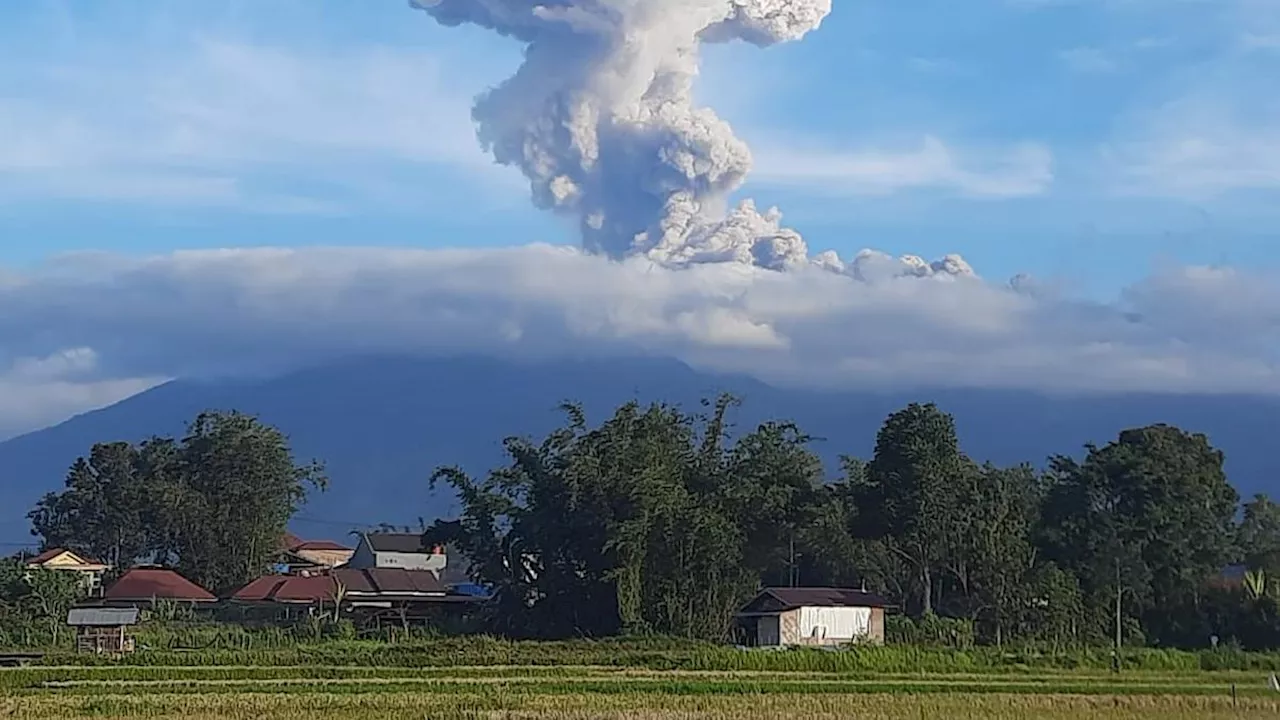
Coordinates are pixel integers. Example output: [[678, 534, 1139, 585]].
[[25, 548, 111, 596], [736, 587, 890, 647], [347, 533, 447, 574]]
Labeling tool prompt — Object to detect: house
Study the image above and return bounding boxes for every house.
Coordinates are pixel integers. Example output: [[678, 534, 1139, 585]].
[[101, 568, 217, 608], [736, 587, 890, 647], [67, 607, 139, 654], [347, 533, 447, 574], [229, 567, 485, 625], [278, 533, 354, 573], [25, 548, 110, 595], [229, 572, 343, 621]]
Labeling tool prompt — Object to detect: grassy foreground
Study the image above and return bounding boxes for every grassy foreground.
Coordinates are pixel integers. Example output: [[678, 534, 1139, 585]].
[[7, 641, 1280, 718], [3, 691, 1279, 720], [4, 665, 1280, 719]]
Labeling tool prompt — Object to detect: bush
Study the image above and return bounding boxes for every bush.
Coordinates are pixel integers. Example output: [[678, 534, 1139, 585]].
[[886, 613, 976, 649]]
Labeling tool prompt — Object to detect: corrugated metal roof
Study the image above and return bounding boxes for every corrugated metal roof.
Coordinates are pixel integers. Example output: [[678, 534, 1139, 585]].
[[67, 607, 140, 626]]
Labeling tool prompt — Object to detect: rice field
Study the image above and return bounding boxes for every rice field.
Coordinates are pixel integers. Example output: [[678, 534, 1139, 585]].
[[4, 664, 1280, 719]]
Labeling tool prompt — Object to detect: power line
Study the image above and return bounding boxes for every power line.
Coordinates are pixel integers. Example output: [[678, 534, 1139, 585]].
[[293, 514, 383, 529]]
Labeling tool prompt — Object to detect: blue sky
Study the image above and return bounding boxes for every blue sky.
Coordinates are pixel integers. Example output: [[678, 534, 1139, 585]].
[[2, 0, 1277, 294], [1, 0, 1280, 446]]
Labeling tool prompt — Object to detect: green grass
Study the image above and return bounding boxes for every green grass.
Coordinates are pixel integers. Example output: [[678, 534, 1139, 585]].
[[4, 692, 1279, 720], [34, 638, 1280, 674], [9, 637, 1280, 718], [3, 664, 1276, 696], [6, 662, 1280, 719]]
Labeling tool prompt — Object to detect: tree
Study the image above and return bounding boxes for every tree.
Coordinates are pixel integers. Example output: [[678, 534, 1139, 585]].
[[857, 403, 971, 616], [0, 560, 85, 647], [958, 463, 1041, 644], [429, 395, 825, 641], [22, 568, 84, 646], [1239, 494, 1280, 576], [170, 412, 327, 594], [1039, 424, 1238, 646], [29, 411, 325, 596], [29, 441, 159, 567]]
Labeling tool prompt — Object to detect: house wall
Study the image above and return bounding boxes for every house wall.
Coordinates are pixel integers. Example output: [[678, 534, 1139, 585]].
[[347, 538, 446, 572], [371, 551, 446, 572], [807, 606, 868, 642], [780, 609, 801, 645], [756, 615, 780, 646], [775, 606, 883, 647], [349, 540, 377, 569], [31, 555, 107, 594], [869, 607, 885, 645]]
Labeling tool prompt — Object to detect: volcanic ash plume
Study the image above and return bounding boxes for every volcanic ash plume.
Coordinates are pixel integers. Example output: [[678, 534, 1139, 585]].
[[411, 0, 832, 270]]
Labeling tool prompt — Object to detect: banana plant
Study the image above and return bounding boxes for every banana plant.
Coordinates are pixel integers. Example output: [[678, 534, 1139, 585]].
[[1244, 569, 1267, 601]]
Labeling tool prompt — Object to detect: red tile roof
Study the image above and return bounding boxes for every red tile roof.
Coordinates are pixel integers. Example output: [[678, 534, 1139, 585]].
[[27, 548, 70, 565], [104, 568, 217, 602], [292, 540, 352, 552], [232, 574, 338, 603], [280, 533, 351, 554], [227, 568, 488, 606], [27, 548, 102, 566]]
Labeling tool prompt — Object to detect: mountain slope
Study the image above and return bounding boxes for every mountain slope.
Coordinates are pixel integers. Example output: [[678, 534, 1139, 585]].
[[1, 355, 1277, 545]]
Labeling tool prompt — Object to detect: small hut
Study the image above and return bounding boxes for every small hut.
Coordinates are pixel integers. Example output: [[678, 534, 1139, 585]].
[[67, 607, 139, 654]]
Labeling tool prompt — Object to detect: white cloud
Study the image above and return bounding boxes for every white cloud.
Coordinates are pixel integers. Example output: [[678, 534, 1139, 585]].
[[1088, 0, 1280, 199], [3, 245, 1280, 437], [751, 136, 1054, 199], [1105, 65, 1280, 198], [1059, 47, 1119, 73], [0, 349, 164, 440], [0, 40, 506, 210]]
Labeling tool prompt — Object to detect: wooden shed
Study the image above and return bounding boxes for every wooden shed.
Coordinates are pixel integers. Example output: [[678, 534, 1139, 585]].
[[736, 587, 890, 647], [67, 607, 139, 654]]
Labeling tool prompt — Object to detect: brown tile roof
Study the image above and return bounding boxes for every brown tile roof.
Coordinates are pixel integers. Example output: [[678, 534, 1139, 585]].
[[745, 587, 891, 612], [27, 548, 102, 566], [232, 574, 338, 603], [104, 568, 217, 603], [293, 540, 352, 552], [333, 568, 446, 596], [27, 548, 70, 565]]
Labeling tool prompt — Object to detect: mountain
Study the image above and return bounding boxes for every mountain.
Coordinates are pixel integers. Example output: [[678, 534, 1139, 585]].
[[2, 355, 1278, 546]]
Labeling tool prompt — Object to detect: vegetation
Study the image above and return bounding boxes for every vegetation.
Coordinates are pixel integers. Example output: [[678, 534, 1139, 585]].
[[0, 563, 83, 648], [27, 411, 325, 594], [8, 637, 1280, 718], [10, 396, 1280, 658], [4, 690, 1276, 720], [12, 634, 1280, 673], [430, 397, 1280, 649]]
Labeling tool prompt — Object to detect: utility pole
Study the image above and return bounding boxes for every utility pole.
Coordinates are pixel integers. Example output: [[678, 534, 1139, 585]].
[[788, 534, 797, 588]]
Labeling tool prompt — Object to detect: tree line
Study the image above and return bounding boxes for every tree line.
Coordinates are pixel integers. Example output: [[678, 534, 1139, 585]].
[[14, 398, 1280, 651], [428, 396, 1280, 649], [24, 411, 325, 595]]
